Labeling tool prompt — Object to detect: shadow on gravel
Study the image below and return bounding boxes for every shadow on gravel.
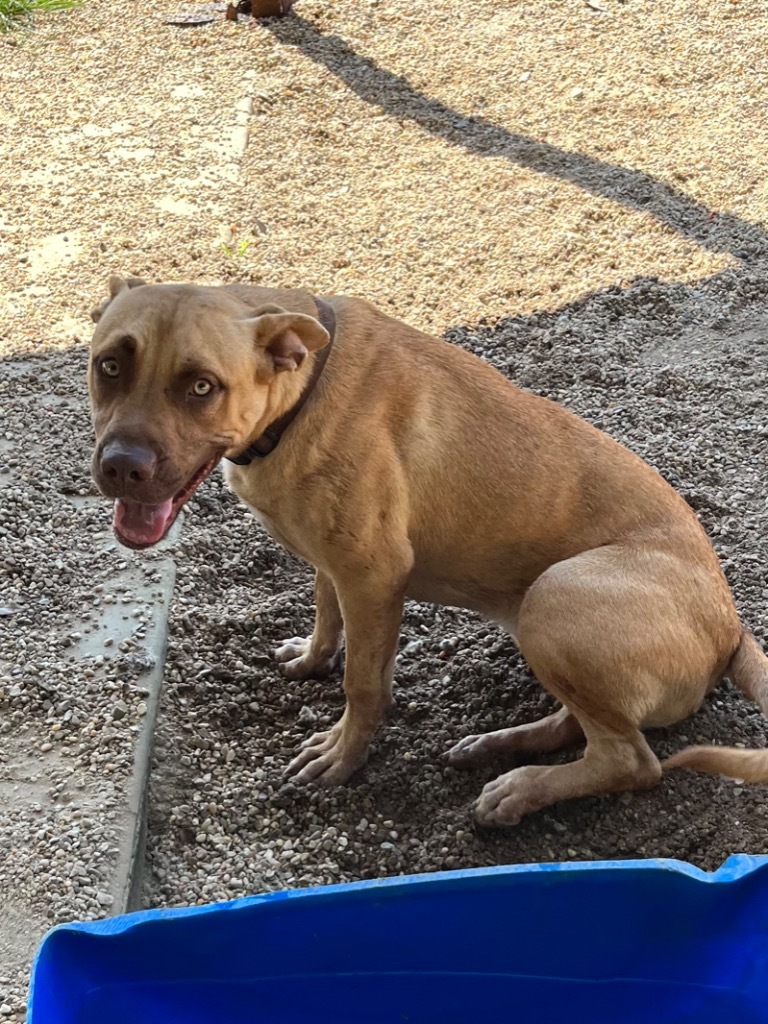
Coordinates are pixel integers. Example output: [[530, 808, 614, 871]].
[[266, 14, 768, 264]]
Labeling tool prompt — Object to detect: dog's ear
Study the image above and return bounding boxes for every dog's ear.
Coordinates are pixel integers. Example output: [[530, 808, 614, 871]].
[[90, 275, 148, 324], [246, 307, 330, 373]]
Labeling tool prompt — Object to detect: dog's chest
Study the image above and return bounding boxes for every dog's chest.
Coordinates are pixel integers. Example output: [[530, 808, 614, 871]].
[[223, 463, 309, 561], [253, 508, 305, 558]]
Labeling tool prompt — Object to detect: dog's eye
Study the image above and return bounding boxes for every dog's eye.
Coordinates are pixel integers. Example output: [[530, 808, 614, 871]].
[[100, 358, 120, 378], [192, 379, 213, 397]]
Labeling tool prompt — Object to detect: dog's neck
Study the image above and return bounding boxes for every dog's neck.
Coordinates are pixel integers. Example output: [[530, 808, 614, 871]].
[[227, 297, 336, 465]]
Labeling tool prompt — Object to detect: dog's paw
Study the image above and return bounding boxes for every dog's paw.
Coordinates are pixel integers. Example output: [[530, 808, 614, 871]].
[[274, 636, 339, 681], [446, 732, 496, 767], [286, 721, 367, 786], [473, 767, 539, 828]]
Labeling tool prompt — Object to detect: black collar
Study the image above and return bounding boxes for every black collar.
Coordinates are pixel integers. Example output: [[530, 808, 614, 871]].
[[226, 297, 336, 466]]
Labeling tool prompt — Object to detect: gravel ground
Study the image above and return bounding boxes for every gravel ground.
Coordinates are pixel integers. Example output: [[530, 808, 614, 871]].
[[2, 0, 768, 1015]]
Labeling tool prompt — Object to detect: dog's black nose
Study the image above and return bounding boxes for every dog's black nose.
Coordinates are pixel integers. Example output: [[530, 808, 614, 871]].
[[100, 440, 157, 486]]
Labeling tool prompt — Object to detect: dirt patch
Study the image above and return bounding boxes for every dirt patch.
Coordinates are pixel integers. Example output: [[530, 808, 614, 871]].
[[2, 0, 767, 349], [145, 264, 768, 910]]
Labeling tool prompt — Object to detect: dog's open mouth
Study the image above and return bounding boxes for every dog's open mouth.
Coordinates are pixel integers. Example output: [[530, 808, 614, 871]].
[[112, 456, 220, 549]]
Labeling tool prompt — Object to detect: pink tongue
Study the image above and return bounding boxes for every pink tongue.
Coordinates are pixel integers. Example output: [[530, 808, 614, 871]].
[[113, 498, 174, 547]]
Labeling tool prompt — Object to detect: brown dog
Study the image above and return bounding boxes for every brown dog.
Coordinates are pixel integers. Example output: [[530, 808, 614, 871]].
[[88, 276, 768, 825]]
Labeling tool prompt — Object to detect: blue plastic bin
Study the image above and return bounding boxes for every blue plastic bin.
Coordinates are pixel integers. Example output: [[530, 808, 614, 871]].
[[29, 855, 768, 1023]]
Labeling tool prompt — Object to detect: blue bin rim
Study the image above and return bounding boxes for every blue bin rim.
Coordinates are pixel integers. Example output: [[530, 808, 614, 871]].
[[32, 853, 768, 946]]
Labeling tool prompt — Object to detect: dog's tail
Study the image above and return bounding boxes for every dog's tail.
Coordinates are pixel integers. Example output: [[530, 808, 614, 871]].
[[664, 630, 768, 783]]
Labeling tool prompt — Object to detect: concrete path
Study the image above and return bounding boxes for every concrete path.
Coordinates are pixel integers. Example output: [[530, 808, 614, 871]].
[[0, 435, 178, 1019]]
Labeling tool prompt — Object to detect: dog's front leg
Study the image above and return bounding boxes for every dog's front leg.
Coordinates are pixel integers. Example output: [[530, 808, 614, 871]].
[[286, 571, 406, 785], [275, 570, 344, 680]]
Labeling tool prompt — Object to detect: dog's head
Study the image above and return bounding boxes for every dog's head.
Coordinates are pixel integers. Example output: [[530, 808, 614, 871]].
[[88, 276, 329, 549]]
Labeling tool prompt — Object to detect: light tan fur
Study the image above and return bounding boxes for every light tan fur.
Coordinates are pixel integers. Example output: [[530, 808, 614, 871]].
[[88, 278, 768, 825]]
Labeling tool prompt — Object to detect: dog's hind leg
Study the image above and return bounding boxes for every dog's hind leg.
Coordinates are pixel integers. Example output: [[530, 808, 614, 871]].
[[275, 570, 344, 680], [471, 542, 736, 826], [474, 717, 660, 826], [448, 706, 583, 766]]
